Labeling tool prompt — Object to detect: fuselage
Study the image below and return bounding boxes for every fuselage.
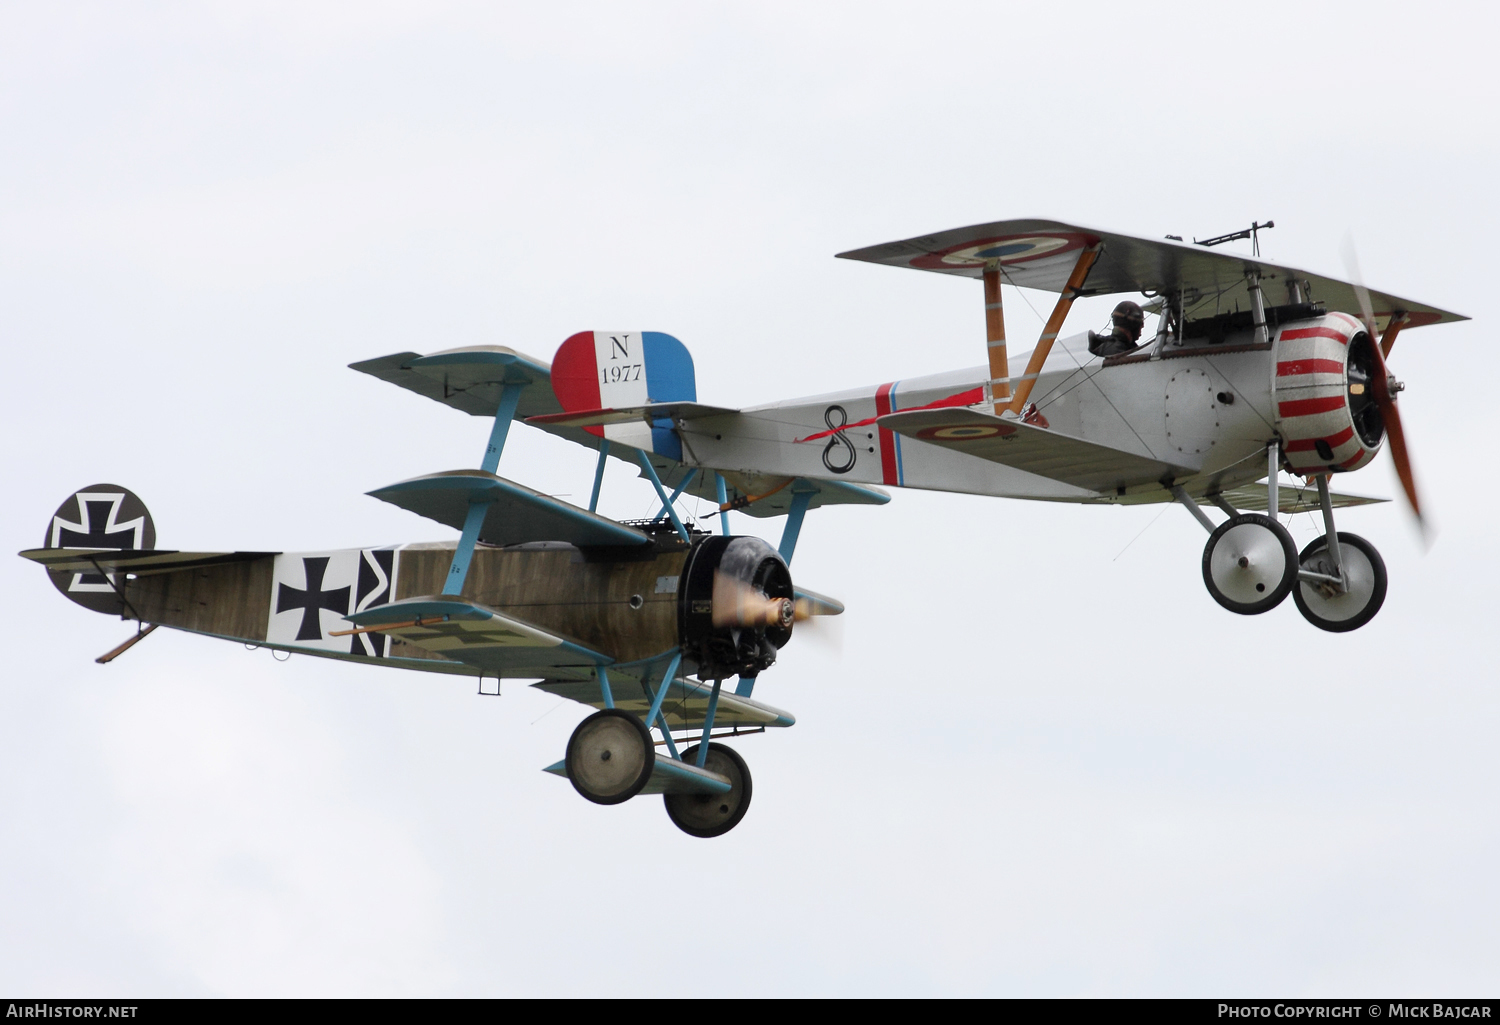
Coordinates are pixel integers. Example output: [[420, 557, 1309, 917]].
[[672, 310, 1373, 505]]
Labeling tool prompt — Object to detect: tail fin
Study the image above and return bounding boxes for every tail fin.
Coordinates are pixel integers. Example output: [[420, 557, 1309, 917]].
[[550, 331, 696, 458], [42, 485, 155, 615]]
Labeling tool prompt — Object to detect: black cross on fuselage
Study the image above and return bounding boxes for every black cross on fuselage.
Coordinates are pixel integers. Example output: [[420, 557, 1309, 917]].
[[276, 556, 351, 641]]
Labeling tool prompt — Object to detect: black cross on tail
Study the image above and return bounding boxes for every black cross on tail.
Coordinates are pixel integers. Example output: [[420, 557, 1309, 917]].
[[276, 557, 351, 641], [54, 498, 141, 550]]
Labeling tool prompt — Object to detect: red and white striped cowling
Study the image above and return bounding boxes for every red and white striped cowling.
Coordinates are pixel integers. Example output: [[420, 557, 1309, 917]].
[[1273, 312, 1381, 475]]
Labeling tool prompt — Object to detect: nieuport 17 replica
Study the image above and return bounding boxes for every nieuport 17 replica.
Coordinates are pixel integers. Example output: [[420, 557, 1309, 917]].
[[23, 218, 1461, 836]]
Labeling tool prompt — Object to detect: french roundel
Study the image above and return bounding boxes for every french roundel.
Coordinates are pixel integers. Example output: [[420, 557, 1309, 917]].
[[910, 233, 1090, 271], [915, 423, 1014, 441]]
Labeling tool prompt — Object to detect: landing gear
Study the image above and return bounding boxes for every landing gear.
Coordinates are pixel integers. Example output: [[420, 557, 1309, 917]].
[[1293, 532, 1387, 632], [664, 743, 752, 838], [1201, 512, 1297, 615], [566, 709, 655, 805]]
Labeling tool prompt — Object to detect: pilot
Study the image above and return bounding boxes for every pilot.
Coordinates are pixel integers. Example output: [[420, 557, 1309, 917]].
[[1088, 301, 1145, 357]]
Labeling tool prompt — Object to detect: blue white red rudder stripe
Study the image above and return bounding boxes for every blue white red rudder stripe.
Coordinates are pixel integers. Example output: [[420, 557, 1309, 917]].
[[550, 331, 697, 460]]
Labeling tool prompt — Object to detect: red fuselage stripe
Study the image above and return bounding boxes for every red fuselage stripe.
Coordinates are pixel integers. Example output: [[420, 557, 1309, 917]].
[[1278, 395, 1346, 418], [1280, 327, 1350, 344], [795, 386, 985, 443], [875, 382, 899, 485], [1285, 426, 1356, 452]]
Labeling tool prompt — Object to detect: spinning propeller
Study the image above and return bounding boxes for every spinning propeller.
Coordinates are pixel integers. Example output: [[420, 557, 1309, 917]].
[[711, 572, 833, 630], [1343, 241, 1426, 537]]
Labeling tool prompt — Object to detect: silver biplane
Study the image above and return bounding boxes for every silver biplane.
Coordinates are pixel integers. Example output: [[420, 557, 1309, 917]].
[[21, 218, 1458, 836]]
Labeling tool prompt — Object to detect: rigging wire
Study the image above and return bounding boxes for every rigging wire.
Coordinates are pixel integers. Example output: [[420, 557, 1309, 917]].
[[1112, 502, 1172, 561]]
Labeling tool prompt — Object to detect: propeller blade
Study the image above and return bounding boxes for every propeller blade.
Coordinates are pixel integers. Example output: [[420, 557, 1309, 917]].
[[711, 572, 794, 629], [1343, 237, 1427, 536], [1367, 337, 1424, 527], [710, 573, 837, 629]]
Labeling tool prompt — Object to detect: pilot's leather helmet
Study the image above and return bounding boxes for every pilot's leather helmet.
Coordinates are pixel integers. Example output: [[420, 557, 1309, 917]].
[[1112, 301, 1145, 341]]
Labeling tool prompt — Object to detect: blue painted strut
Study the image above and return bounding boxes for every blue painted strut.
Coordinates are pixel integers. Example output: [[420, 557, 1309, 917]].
[[778, 488, 814, 564], [696, 678, 723, 767], [635, 451, 690, 543], [596, 665, 615, 710], [443, 499, 491, 595], [480, 383, 525, 475], [657, 714, 680, 761], [641, 652, 684, 759], [587, 440, 611, 513], [652, 468, 699, 523], [715, 472, 730, 536], [444, 383, 523, 595], [735, 674, 756, 698]]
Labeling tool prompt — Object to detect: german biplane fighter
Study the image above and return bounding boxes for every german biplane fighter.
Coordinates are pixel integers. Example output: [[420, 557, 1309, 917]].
[[22, 217, 1460, 836], [21, 332, 865, 838]]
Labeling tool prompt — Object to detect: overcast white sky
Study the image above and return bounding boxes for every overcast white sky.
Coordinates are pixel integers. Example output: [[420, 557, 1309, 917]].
[[2, 1, 1496, 997]]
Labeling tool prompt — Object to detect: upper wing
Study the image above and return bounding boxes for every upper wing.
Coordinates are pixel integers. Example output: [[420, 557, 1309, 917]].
[[837, 218, 1466, 331], [349, 345, 561, 419], [878, 407, 1195, 493]]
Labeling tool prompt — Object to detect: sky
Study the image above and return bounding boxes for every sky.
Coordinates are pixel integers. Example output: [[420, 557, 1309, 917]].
[[1, 0, 1496, 997]]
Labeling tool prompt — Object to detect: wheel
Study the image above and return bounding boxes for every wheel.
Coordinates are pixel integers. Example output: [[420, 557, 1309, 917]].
[[664, 743, 752, 838], [565, 709, 654, 805], [1201, 512, 1297, 615], [1292, 532, 1387, 633]]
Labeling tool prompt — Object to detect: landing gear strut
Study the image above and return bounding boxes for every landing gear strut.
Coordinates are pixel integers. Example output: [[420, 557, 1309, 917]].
[[1291, 475, 1387, 632]]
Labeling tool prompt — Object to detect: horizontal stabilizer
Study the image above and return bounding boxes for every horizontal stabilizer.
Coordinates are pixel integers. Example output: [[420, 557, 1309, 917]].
[[350, 345, 561, 419], [837, 218, 1466, 331], [368, 469, 651, 548], [18, 548, 274, 576], [1215, 483, 1388, 514], [543, 755, 733, 796], [878, 407, 1195, 494], [533, 675, 796, 730], [343, 596, 610, 678], [526, 400, 738, 429]]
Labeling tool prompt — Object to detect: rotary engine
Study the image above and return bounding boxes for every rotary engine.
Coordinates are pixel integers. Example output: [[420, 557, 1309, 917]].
[[678, 535, 794, 680], [1273, 312, 1389, 476]]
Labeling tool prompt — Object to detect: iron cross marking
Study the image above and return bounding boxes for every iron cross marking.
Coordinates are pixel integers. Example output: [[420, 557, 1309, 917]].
[[276, 556, 351, 641], [55, 499, 138, 549]]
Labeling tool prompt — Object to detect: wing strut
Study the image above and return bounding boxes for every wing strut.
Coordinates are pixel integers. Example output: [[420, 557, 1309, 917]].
[[778, 484, 816, 564], [1380, 312, 1409, 358], [983, 263, 1010, 412], [1006, 246, 1101, 415], [445, 382, 525, 594], [635, 451, 691, 543]]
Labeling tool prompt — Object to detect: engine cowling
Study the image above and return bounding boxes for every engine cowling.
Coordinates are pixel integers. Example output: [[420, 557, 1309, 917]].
[[1273, 312, 1385, 476], [678, 535, 793, 680]]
